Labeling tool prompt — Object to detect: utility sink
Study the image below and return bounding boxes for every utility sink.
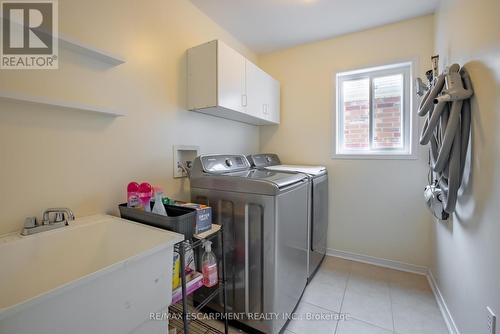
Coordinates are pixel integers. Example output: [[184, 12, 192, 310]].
[[0, 214, 184, 334]]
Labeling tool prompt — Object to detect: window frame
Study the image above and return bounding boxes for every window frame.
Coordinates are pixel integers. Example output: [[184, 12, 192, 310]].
[[333, 61, 417, 160]]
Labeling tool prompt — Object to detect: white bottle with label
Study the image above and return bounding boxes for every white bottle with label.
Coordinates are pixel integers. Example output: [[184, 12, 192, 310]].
[[152, 188, 167, 216]]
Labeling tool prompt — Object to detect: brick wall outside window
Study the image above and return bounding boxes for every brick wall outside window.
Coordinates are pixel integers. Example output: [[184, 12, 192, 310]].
[[374, 96, 402, 148], [342, 74, 403, 150], [343, 100, 369, 149], [343, 97, 402, 149]]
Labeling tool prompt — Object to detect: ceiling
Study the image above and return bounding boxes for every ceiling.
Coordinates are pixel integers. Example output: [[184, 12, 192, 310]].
[[190, 0, 440, 53]]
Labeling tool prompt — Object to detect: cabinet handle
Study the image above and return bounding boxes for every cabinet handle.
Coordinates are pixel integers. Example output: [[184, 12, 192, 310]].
[[242, 95, 247, 107]]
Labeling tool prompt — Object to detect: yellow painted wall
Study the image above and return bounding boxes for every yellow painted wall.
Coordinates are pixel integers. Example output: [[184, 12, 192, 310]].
[[258, 15, 435, 266], [0, 0, 259, 234], [431, 0, 500, 332]]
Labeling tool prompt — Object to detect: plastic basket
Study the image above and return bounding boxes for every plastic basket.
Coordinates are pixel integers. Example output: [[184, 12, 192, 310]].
[[118, 203, 196, 239]]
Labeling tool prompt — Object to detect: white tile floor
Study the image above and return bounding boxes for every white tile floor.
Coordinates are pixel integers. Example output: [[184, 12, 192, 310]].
[[285, 256, 449, 334]]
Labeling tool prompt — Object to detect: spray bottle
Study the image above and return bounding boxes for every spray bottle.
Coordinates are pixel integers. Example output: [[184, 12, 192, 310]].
[[152, 187, 167, 216], [201, 240, 218, 287]]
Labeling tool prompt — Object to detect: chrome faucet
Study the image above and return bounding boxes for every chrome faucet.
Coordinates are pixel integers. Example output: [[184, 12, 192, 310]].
[[22, 208, 75, 236]]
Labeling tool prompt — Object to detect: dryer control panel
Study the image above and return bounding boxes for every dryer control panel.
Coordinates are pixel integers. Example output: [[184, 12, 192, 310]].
[[248, 153, 281, 167]]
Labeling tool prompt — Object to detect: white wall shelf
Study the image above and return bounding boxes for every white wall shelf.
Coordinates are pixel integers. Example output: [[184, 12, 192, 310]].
[[5, 20, 126, 66], [59, 34, 126, 66], [0, 91, 126, 117]]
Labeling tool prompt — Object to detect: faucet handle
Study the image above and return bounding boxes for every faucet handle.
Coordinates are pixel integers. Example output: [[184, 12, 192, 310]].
[[54, 212, 65, 223], [42, 208, 75, 225], [24, 217, 37, 228]]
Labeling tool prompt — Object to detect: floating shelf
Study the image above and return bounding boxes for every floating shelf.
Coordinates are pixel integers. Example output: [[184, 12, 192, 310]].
[[59, 34, 126, 66], [6, 21, 126, 66], [0, 91, 126, 117]]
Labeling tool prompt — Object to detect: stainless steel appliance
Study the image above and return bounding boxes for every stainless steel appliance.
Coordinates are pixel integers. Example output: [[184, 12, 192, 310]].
[[190, 154, 309, 334], [248, 154, 328, 281]]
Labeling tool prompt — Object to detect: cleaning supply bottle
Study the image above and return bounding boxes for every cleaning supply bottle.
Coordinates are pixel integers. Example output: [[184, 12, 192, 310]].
[[127, 182, 141, 208], [152, 187, 167, 216], [162, 197, 173, 205], [201, 240, 218, 287], [139, 182, 153, 212], [172, 252, 180, 290]]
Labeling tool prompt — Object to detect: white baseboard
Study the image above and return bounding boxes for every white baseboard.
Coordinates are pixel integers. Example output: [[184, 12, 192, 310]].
[[326, 248, 428, 275], [326, 248, 459, 334], [427, 269, 460, 334]]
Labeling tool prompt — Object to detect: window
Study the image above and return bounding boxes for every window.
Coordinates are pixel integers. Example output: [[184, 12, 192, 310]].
[[335, 62, 414, 158]]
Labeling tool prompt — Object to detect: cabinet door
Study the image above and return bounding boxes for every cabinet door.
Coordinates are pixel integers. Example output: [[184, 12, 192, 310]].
[[259, 72, 280, 124], [268, 77, 280, 124], [245, 60, 266, 120], [261, 73, 273, 122], [217, 41, 246, 113]]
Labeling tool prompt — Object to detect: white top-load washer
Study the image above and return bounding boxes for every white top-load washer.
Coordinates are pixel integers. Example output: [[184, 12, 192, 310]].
[[247, 153, 328, 281], [190, 154, 309, 334]]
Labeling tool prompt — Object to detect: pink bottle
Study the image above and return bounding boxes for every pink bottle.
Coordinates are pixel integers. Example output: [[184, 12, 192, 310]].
[[202, 240, 218, 287], [127, 182, 141, 208], [139, 182, 153, 212]]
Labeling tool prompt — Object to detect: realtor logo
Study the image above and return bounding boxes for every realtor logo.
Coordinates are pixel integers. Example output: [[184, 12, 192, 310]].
[[1, 0, 58, 69]]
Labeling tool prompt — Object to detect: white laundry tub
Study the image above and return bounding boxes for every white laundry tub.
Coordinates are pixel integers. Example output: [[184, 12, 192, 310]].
[[0, 214, 183, 334]]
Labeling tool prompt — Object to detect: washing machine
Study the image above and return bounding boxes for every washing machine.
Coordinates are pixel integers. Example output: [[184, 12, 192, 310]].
[[248, 153, 328, 281], [190, 154, 309, 334]]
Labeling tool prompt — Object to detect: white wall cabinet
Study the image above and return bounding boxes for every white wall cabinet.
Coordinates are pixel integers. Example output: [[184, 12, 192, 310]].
[[187, 40, 280, 125]]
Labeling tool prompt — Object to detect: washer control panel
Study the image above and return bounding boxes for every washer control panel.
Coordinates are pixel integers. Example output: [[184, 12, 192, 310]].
[[201, 154, 250, 173]]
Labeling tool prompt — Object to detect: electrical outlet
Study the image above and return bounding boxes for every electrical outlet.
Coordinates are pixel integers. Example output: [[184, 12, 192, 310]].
[[488, 306, 496, 334]]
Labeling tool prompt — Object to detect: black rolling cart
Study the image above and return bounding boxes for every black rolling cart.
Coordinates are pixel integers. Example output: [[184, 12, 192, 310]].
[[118, 203, 228, 334], [173, 226, 228, 334]]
